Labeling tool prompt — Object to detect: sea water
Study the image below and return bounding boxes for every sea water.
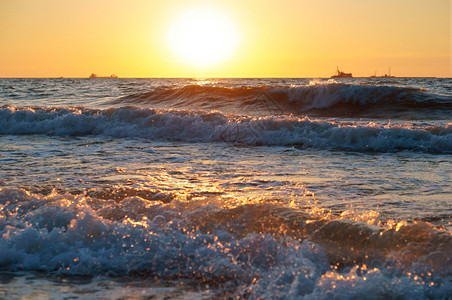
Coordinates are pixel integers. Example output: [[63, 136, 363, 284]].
[[0, 78, 451, 299]]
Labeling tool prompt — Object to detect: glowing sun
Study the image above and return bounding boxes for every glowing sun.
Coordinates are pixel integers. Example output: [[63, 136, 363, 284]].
[[167, 8, 239, 68]]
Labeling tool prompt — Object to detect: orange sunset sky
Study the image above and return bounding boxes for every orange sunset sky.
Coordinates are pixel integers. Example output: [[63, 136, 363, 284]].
[[0, 0, 450, 78]]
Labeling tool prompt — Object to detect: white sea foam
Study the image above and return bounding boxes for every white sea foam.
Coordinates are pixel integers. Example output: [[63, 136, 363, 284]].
[[0, 106, 451, 153]]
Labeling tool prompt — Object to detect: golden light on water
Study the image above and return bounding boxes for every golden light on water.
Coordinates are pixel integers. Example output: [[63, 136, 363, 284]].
[[166, 8, 240, 68]]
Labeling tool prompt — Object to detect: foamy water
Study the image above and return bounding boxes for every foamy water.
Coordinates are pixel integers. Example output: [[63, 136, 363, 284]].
[[0, 78, 451, 298]]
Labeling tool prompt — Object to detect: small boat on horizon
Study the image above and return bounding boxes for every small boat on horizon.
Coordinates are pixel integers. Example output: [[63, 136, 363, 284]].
[[368, 67, 395, 78], [331, 67, 352, 78], [89, 73, 118, 79], [380, 67, 395, 78]]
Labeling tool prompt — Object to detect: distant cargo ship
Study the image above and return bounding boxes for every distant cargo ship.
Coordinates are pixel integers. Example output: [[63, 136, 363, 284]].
[[89, 73, 118, 78], [331, 67, 352, 78]]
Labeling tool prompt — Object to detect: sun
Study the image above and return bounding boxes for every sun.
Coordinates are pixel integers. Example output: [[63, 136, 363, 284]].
[[167, 8, 239, 68]]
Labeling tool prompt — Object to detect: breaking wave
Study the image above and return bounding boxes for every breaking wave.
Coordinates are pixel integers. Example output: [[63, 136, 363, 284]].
[[0, 188, 451, 298], [1, 105, 451, 153], [111, 83, 452, 119]]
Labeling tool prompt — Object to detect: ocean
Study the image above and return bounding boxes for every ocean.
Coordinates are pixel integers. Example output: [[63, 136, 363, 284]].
[[0, 77, 451, 299]]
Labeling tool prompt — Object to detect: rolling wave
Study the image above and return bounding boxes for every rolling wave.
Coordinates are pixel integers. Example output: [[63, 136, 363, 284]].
[[1, 105, 451, 153], [111, 83, 452, 119]]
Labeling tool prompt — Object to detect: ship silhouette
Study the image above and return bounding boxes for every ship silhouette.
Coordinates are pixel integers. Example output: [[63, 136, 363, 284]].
[[331, 67, 352, 78]]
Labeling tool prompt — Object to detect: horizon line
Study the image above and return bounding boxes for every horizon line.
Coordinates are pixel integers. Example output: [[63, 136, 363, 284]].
[[0, 76, 447, 79]]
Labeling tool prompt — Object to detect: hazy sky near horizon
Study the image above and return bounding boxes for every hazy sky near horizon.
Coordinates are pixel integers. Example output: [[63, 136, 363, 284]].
[[0, 0, 450, 77]]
